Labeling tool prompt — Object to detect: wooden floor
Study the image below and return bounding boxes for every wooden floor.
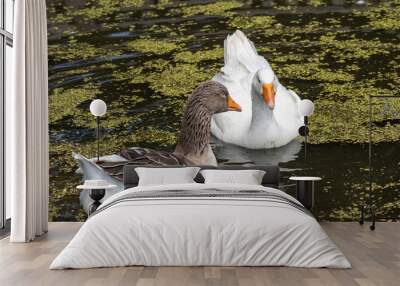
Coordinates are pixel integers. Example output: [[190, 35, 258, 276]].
[[0, 222, 399, 286]]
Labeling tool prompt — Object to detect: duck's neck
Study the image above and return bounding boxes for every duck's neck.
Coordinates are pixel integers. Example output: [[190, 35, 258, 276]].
[[174, 102, 212, 163], [250, 76, 274, 128]]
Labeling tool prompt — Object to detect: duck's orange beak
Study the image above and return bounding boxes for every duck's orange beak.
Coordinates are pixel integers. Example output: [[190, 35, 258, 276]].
[[262, 83, 275, 109], [227, 95, 242, 112]]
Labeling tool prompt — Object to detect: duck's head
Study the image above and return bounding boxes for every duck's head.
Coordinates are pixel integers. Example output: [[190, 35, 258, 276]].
[[175, 81, 242, 159], [190, 81, 242, 114], [255, 68, 277, 110]]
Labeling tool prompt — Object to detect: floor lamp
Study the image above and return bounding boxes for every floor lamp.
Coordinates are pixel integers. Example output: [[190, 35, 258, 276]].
[[298, 99, 315, 159], [359, 94, 400, 231], [90, 99, 107, 162]]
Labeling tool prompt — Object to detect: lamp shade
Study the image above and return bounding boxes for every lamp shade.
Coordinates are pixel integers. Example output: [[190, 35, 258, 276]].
[[90, 99, 107, 117], [298, 99, 315, 116]]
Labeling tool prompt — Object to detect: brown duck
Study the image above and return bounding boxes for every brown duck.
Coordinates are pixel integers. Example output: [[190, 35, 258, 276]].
[[97, 81, 241, 179]]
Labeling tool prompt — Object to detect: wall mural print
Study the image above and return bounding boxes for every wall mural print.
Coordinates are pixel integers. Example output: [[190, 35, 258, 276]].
[[46, 0, 400, 221]]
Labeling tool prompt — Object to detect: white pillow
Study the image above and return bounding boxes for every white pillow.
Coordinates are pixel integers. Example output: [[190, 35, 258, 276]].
[[200, 169, 266, 185], [135, 167, 200, 186]]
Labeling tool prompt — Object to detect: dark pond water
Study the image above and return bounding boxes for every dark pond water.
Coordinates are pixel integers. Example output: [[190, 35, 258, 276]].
[[46, 0, 400, 221]]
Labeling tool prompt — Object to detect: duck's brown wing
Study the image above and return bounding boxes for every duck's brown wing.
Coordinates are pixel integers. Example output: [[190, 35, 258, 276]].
[[96, 148, 185, 181], [120, 148, 184, 166]]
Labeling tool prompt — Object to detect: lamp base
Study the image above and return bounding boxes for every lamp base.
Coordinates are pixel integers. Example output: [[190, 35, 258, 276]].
[[88, 188, 105, 215], [359, 204, 376, 231]]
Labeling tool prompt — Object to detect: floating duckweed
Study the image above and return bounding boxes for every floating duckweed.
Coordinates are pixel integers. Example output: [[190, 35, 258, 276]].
[[385, 71, 400, 88], [112, 59, 169, 84], [148, 24, 174, 34], [112, 66, 146, 83], [142, 10, 159, 18], [257, 46, 277, 53], [270, 54, 307, 63], [308, 0, 326, 7], [228, 15, 276, 30], [148, 64, 211, 97], [310, 86, 400, 144], [354, 3, 400, 30], [175, 1, 243, 17], [73, 0, 144, 21], [344, 64, 361, 72], [326, 18, 342, 28], [174, 48, 224, 63], [370, 18, 400, 30], [151, 0, 172, 9], [258, 21, 326, 39], [277, 63, 354, 82], [274, 5, 295, 11], [100, 0, 144, 8], [127, 39, 180, 55], [101, 93, 148, 130], [319, 34, 393, 60], [143, 59, 170, 71], [47, 6, 73, 24], [48, 42, 122, 61], [114, 60, 213, 98], [319, 82, 363, 101], [49, 87, 100, 125], [52, 67, 91, 78]]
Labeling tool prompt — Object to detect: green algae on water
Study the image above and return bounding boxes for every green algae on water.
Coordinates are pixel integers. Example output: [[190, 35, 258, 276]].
[[127, 39, 180, 55], [173, 1, 243, 17]]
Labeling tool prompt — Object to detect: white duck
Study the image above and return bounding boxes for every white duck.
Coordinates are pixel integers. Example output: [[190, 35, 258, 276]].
[[211, 30, 304, 149]]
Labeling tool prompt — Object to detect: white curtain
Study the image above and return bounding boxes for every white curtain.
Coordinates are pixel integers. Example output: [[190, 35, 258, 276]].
[[7, 0, 49, 242]]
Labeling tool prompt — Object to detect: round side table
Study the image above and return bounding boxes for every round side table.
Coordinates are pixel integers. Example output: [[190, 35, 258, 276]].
[[289, 177, 321, 210], [77, 180, 116, 215]]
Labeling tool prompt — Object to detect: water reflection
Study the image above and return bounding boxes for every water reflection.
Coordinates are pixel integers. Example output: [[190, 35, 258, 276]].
[[213, 137, 302, 166]]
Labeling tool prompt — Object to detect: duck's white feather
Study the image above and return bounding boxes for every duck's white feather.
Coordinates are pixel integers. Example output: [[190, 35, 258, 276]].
[[212, 30, 304, 149], [223, 30, 269, 77]]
